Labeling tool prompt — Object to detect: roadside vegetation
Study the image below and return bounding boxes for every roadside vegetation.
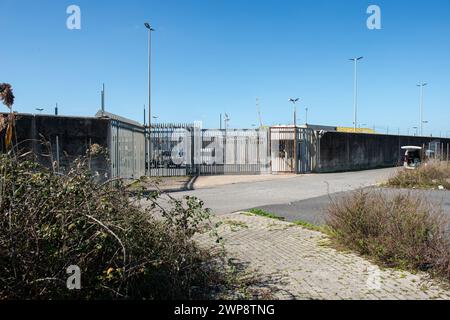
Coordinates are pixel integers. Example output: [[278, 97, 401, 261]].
[[293, 220, 328, 233], [246, 209, 328, 233], [387, 161, 450, 190], [327, 189, 450, 282], [0, 148, 239, 300], [247, 208, 285, 221], [247, 190, 450, 284]]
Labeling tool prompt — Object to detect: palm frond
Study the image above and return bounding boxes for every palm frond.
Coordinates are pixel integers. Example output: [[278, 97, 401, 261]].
[[0, 83, 15, 109]]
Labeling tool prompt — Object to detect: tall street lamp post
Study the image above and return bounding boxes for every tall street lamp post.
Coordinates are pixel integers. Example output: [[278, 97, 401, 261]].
[[289, 98, 300, 174], [144, 22, 155, 176], [417, 82, 427, 137], [350, 57, 363, 132]]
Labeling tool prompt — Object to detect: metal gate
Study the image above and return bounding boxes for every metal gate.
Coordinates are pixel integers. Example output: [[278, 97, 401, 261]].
[[270, 127, 296, 173], [148, 124, 270, 176], [270, 127, 317, 174], [199, 129, 270, 175], [149, 123, 196, 177], [298, 128, 317, 173]]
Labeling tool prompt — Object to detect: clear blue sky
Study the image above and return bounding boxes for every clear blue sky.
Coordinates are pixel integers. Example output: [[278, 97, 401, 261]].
[[2, 0, 450, 136]]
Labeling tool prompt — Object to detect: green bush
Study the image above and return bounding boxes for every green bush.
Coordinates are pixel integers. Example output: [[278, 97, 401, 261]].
[[327, 190, 450, 280], [0, 151, 223, 300]]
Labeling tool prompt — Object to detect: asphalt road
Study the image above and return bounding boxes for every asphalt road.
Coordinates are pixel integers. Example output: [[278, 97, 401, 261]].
[[255, 187, 450, 226], [170, 167, 399, 215]]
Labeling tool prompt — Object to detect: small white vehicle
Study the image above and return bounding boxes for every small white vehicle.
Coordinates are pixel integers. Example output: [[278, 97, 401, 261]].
[[401, 146, 422, 170]]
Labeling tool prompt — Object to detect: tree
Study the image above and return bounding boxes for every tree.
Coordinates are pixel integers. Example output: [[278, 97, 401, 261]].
[[0, 83, 15, 109], [0, 83, 15, 149]]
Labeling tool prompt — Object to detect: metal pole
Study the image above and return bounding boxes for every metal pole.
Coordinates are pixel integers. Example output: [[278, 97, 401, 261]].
[[289, 98, 300, 174], [420, 84, 423, 136], [144, 105, 148, 175], [417, 82, 427, 136], [101, 83, 105, 115], [148, 29, 152, 176], [305, 107, 308, 125], [353, 59, 357, 132], [350, 57, 363, 132], [294, 104, 298, 174], [144, 22, 155, 176], [148, 29, 152, 133]]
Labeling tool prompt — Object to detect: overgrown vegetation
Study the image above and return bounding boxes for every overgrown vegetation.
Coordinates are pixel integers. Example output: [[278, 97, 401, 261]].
[[247, 209, 285, 221], [0, 149, 232, 300], [387, 161, 450, 190], [327, 189, 450, 281], [293, 220, 328, 233]]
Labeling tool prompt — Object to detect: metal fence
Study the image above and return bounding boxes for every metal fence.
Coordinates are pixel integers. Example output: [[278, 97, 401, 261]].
[[424, 141, 450, 161], [270, 127, 317, 174], [197, 129, 270, 175], [149, 124, 270, 176], [149, 123, 196, 176], [110, 118, 146, 180], [109, 122, 317, 178]]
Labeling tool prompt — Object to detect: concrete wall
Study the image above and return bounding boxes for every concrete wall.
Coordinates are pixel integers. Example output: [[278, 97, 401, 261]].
[[1, 113, 110, 177], [317, 131, 450, 173], [3, 114, 449, 177]]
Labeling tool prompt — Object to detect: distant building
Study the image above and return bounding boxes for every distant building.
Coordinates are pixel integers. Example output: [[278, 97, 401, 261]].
[[336, 126, 376, 134], [274, 123, 375, 134]]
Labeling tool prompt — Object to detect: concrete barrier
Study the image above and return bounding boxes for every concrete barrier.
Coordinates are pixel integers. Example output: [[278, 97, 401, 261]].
[[317, 131, 450, 173], [1, 113, 110, 176]]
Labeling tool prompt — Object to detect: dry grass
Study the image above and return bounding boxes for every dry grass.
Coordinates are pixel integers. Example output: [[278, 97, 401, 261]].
[[327, 189, 450, 281], [387, 161, 450, 190]]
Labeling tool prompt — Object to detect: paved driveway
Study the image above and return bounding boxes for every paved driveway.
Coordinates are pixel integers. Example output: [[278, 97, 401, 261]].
[[170, 168, 399, 215]]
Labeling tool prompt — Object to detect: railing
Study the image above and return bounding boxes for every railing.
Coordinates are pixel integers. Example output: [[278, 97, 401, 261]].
[[149, 124, 270, 176]]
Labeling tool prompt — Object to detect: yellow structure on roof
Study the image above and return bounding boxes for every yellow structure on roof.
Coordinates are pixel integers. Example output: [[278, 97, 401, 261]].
[[336, 127, 375, 134]]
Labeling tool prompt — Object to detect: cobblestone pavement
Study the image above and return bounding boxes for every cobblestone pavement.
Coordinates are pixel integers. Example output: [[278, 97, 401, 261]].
[[196, 212, 450, 300]]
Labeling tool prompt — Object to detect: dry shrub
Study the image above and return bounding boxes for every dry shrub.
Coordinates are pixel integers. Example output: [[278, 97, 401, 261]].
[[388, 161, 450, 190], [0, 151, 225, 300], [327, 190, 450, 280]]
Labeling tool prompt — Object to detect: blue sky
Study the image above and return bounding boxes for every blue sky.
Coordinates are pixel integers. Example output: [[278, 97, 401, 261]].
[[1, 0, 450, 136]]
